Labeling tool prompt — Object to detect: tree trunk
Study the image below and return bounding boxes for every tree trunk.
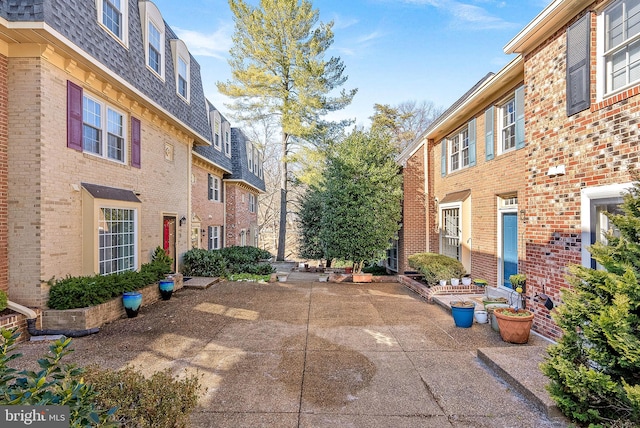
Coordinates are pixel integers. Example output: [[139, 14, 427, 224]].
[[276, 133, 288, 261]]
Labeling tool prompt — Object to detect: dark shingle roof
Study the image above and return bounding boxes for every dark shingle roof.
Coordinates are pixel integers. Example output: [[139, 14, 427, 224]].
[[228, 128, 266, 193], [2, 0, 212, 142]]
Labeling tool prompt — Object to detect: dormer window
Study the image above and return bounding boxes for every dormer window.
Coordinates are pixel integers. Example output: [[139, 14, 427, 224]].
[[171, 39, 191, 102], [223, 122, 231, 157], [140, 1, 165, 80], [98, 0, 128, 46], [213, 111, 221, 150]]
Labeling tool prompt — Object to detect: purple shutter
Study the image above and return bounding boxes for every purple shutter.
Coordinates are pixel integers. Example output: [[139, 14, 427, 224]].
[[67, 81, 83, 151], [131, 117, 141, 168]]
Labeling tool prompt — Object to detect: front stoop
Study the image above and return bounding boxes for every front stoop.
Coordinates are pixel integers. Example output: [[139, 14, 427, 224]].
[[398, 274, 485, 302], [478, 346, 569, 424]]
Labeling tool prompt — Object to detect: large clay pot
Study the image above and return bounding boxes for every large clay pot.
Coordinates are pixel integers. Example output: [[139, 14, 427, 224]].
[[494, 308, 534, 344], [352, 272, 373, 283]]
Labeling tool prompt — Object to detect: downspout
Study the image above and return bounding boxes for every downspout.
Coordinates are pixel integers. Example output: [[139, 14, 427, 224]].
[[8, 300, 99, 338]]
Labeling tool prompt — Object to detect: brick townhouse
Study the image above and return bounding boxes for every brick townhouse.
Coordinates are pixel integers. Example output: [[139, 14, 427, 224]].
[[191, 103, 265, 250], [0, 0, 263, 313], [399, 0, 640, 340], [397, 57, 527, 296]]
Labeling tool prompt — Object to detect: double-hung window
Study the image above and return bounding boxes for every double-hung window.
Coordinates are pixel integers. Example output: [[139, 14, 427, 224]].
[[449, 127, 469, 172], [224, 128, 231, 157], [208, 226, 221, 250], [177, 57, 188, 99], [249, 194, 256, 213], [603, 0, 640, 94], [500, 97, 516, 152], [208, 174, 221, 202], [247, 142, 254, 170], [99, 0, 128, 45], [82, 94, 126, 163], [148, 22, 162, 75]]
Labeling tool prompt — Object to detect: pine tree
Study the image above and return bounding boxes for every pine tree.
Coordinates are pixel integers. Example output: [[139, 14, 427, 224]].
[[541, 181, 640, 427], [218, 0, 357, 261]]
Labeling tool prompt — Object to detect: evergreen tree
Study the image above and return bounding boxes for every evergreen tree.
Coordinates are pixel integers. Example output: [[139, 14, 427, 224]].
[[541, 181, 640, 427], [297, 185, 326, 261], [319, 129, 402, 272], [218, 0, 357, 261]]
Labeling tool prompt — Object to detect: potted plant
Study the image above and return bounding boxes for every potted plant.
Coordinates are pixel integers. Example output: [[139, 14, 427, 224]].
[[439, 279, 448, 286], [509, 273, 526, 293], [318, 273, 329, 282], [450, 277, 460, 286], [493, 307, 534, 343], [276, 272, 289, 282], [450, 300, 476, 328], [461, 274, 472, 286], [493, 285, 533, 343]]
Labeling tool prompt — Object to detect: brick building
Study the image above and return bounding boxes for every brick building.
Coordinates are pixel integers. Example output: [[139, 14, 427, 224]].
[[0, 0, 263, 314], [399, 0, 640, 340]]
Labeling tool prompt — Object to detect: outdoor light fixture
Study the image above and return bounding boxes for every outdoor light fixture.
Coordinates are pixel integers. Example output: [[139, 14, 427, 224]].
[[179, 216, 187, 226]]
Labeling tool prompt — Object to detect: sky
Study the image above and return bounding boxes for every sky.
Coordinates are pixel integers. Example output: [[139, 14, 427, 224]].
[[151, 0, 552, 127]]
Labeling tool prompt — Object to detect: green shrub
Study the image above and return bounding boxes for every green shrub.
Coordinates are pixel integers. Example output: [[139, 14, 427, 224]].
[[181, 246, 274, 278], [151, 246, 173, 272], [541, 180, 640, 427], [47, 260, 171, 310], [83, 365, 201, 428], [362, 264, 389, 275], [0, 290, 7, 312], [182, 248, 227, 277], [0, 328, 117, 427], [408, 253, 465, 285]]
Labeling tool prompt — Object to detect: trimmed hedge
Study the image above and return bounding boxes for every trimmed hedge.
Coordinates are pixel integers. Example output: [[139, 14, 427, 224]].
[[408, 253, 465, 285], [0, 290, 6, 312], [182, 246, 273, 278], [47, 259, 172, 310]]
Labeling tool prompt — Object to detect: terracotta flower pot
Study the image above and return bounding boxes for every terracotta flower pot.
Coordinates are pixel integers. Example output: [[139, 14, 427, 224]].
[[352, 272, 372, 283], [494, 308, 534, 344]]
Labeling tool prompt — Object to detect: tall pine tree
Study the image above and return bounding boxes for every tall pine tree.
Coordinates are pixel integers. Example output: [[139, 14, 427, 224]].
[[542, 181, 640, 426], [218, 0, 357, 261]]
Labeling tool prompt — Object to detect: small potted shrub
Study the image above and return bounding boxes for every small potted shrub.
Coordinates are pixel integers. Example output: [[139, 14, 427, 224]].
[[493, 284, 533, 343], [461, 274, 472, 286]]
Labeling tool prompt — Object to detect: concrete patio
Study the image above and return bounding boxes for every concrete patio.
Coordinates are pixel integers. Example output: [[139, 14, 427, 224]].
[[12, 271, 568, 427]]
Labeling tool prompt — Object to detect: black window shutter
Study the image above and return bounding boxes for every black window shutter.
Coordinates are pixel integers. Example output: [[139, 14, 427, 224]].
[[567, 12, 591, 116], [67, 81, 83, 151], [131, 117, 141, 168]]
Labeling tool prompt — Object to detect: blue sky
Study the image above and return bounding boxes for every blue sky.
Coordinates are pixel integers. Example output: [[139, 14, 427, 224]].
[[151, 0, 551, 127]]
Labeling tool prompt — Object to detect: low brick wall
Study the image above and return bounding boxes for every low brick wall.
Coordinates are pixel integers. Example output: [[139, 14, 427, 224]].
[[0, 309, 42, 343], [398, 275, 485, 302], [42, 274, 183, 331]]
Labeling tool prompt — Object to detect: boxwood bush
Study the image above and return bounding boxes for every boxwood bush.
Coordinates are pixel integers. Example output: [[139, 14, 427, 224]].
[[408, 253, 465, 285], [182, 246, 273, 277], [47, 257, 172, 310]]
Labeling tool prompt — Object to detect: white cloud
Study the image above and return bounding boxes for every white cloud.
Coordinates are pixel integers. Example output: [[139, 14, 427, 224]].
[[173, 25, 233, 60], [396, 0, 518, 30]]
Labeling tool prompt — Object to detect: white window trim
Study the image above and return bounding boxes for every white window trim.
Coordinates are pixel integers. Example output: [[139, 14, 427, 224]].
[[580, 182, 632, 267], [247, 142, 254, 170], [497, 196, 518, 289], [209, 225, 221, 250], [97, 0, 129, 47], [597, 1, 640, 101], [208, 174, 221, 202], [171, 39, 190, 103], [213, 111, 222, 150], [223, 122, 231, 157], [497, 95, 516, 155], [140, 1, 166, 80], [439, 202, 462, 261], [447, 125, 470, 173], [249, 194, 256, 213], [82, 93, 128, 164]]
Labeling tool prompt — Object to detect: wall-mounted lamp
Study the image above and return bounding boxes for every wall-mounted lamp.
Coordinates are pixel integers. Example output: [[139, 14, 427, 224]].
[[179, 216, 187, 226]]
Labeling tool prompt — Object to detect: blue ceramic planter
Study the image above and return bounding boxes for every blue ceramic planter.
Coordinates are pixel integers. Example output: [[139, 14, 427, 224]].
[[450, 301, 476, 328], [159, 279, 174, 300], [122, 291, 142, 318]]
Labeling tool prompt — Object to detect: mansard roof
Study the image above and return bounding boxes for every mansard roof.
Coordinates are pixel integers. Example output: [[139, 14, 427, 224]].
[[228, 128, 266, 193], [1, 0, 212, 144]]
